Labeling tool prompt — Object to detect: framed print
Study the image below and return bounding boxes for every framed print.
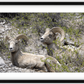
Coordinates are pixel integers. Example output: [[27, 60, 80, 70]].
[[0, 1, 84, 83]]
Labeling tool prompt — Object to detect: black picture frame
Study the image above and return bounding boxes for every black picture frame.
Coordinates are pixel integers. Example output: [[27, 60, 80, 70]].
[[0, 2, 84, 5], [0, 1, 84, 83], [0, 79, 84, 83]]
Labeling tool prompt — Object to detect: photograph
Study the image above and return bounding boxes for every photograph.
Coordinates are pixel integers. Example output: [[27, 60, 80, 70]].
[[0, 12, 84, 73], [0, 2, 84, 82]]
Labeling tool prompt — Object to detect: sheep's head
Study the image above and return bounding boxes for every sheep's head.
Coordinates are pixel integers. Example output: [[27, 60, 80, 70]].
[[40, 27, 65, 45], [5, 34, 28, 52]]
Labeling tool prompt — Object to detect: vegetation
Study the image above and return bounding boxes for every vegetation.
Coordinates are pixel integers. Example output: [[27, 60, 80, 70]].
[[0, 13, 84, 72]]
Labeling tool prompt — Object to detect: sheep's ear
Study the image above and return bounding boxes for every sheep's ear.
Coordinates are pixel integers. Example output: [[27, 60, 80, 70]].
[[50, 27, 65, 41], [15, 34, 28, 45], [17, 39, 21, 43], [55, 33, 59, 37], [54, 33, 59, 40]]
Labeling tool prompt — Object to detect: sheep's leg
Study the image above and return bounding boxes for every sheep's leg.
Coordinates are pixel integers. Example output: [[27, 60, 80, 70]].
[[64, 40, 79, 47], [45, 56, 61, 72], [34, 66, 47, 72], [45, 62, 56, 72], [45, 59, 56, 72]]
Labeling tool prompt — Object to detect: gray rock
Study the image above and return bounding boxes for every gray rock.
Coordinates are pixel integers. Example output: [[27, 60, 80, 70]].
[[0, 57, 5, 66]]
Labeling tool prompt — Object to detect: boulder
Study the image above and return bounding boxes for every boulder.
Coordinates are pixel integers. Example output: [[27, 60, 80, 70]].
[[0, 57, 5, 66]]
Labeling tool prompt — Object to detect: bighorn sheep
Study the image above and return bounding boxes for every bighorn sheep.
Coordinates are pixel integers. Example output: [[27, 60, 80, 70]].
[[40, 27, 80, 57], [5, 34, 61, 72]]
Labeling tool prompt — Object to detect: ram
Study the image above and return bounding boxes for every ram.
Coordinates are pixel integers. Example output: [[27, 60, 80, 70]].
[[40, 27, 80, 57], [5, 34, 61, 72]]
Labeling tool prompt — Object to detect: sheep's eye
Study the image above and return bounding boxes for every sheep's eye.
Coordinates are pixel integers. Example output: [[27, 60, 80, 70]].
[[15, 42, 18, 45], [49, 34, 52, 38], [8, 41, 10, 45], [8, 42, 10, 45]]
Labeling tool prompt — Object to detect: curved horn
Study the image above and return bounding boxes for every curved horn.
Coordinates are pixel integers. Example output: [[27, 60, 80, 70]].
[[50, 27, 65, 41], [15, 34, 28, 41], [45, 28, 50, 32]]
